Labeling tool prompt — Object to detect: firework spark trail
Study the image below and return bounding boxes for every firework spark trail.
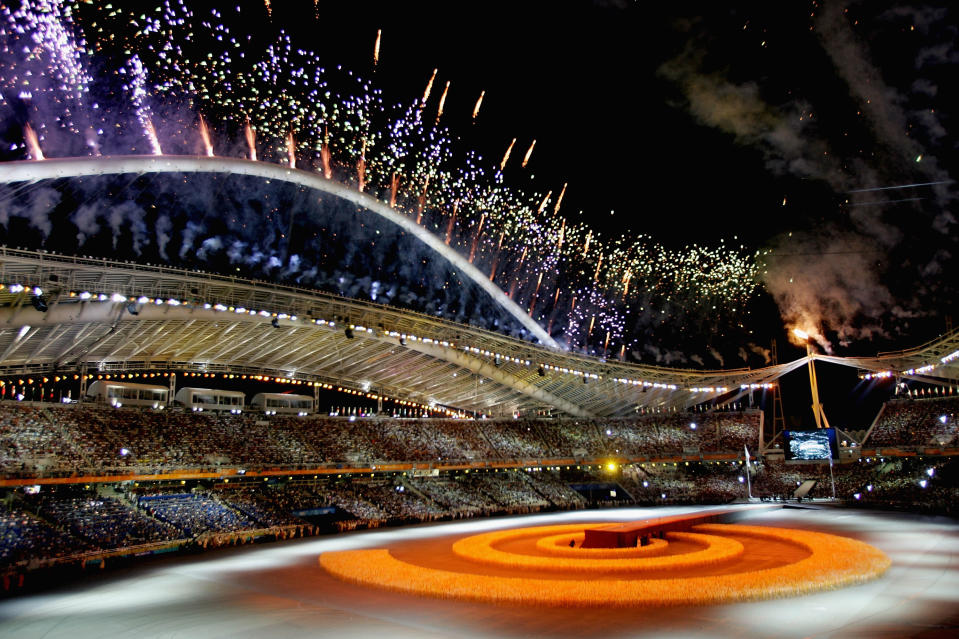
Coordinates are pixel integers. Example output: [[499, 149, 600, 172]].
[[373, 29, 381, 66], [436, 81, 450, 124], [286, 130, 296, 168], [521, 139, 536, 168], [500, 138, 516, 172], [198, 115, 214, 156], [321, 141, 332, 179], [472, 90, 485, 120], [420, 69, 437, 109], [553, 182, 567, 216], [245, 119, 257, 161], [23, 124, 44, 161]]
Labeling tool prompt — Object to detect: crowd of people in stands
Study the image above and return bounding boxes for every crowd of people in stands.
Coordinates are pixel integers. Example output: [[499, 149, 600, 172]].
[[866, 396, 959, 448], [0, 404, 763, 478], [1, 396, 957, 587]]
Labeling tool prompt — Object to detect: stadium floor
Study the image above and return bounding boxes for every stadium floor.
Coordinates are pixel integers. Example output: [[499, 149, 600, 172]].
[[1, 504, 957, 638]]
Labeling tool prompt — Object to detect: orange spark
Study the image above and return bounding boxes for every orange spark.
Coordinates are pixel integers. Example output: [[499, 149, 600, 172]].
[[144, 118, 162, 155], [420, 68, 437, 109], [553, 182, 567, 215], [198, 114, 213, 156], [537, 191, 552, 215], [436, 81, 450, 124], [500, 138, 516, 171], [23, 123, 43, 160], [321, 141, 332, 179], [445, 203, 458, 245], [472, 90, 485, 120], [521, 139, 536, 168], [286, 130, 296, 168], [357, 139, 367, 192], [390, 173, 400, 208], [528, 272, 544, 316], [245, 118, 257, 161]]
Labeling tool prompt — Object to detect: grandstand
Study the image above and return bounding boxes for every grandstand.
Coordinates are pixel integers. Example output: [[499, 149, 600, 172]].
[[1, 188, 959, 622], [1, 239, 959, 586], [0, 187, 958, 639]]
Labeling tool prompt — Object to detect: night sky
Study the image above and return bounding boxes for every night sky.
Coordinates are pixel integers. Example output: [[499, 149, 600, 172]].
[[295, 0, 958, 329], [1, 1, 958, 425]]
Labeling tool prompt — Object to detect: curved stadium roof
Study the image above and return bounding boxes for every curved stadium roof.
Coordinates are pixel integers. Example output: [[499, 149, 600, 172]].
[[2, 248, 957, 418]]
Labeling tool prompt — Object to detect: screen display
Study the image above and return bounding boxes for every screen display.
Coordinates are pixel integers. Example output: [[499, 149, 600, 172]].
[[783, 429, 837, 461]]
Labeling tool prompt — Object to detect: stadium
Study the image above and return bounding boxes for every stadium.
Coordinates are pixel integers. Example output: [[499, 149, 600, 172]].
[[2, 2, 959, 638]]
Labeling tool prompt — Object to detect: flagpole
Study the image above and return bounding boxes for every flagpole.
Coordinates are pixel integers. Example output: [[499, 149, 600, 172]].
[[829, 455, 836, 499]]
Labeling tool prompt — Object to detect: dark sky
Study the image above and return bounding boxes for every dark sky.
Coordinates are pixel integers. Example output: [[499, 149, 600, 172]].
[[3, 0, 958, 363], [278, 0, 958, 355]]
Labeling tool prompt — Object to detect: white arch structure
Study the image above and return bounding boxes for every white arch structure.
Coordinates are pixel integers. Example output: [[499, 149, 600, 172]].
[[0, 155, 560, 349]]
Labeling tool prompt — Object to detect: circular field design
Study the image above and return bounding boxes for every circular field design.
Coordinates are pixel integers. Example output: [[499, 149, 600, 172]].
[[319, 521, 891, 607]]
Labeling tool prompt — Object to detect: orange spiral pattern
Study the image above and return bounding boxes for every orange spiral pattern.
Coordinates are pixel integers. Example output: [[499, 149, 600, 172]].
[[320, 522, 890, 607]]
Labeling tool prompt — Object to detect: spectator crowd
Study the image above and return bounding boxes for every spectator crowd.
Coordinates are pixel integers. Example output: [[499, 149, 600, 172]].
[[1, 396, 957, 588]]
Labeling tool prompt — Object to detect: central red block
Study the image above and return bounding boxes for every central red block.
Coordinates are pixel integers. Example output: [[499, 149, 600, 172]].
[[580, 510, 742, 548]]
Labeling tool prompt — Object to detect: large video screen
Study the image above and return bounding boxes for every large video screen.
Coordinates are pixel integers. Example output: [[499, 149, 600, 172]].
[[783, 429, 837, 461]]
